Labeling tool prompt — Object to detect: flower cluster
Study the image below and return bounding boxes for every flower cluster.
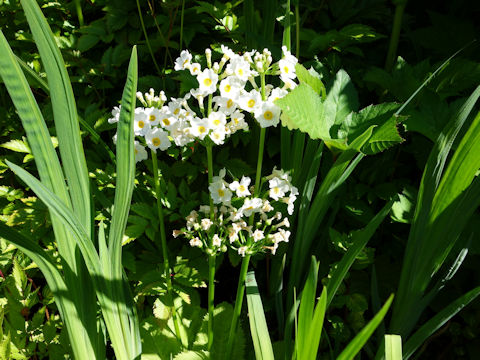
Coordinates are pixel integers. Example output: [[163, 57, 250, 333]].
[[108, 45, 298, 162], [174, 168, 298, 257]]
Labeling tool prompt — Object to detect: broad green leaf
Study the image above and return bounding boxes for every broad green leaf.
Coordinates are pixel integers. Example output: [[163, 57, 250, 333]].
[[246, 271, 274, 360], [295, 63, 326, 97], [338, 103, 404, 154], [173, 351, 210, 360], [337, 294, 394, 360], [403, 286, 480, 360], [384, 335, 402, 360], [277, 83, 327, 139], [324, 69, 359, 130]]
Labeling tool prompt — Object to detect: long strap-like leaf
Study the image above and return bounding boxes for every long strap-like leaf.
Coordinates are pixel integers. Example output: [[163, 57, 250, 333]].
[[21, 0, 91, 230]]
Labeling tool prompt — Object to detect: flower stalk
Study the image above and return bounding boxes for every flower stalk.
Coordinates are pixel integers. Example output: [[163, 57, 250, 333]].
[[151, 149, 186, 348]]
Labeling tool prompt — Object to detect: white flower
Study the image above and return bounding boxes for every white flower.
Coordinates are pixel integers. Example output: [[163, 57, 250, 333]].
[[238, 89, 261, 113], [221, 44, 236, 59], [108, 106, 121, 124], [134, 108, 150, 136], [190, 237, 203, 247], [188, 62, 202, 75], [189, 117, 210, 140], [168, 98, 183, 116], [268, 87, 288, 103], [134, 141, 148, 162], [252, 229, 265, 242], [228, 110, 248, 132], [262, 199, 274, 213], [212, 234, 222, 247], [144, 107, 161, 126], [282, 77, 297, 90], [240, 197, 263, 217], [213, 95, 237, 116], [238, 246, 248, 257], [209, 180, 232, 204], [229, 176, 251, 197], [255, 101, 281, 128], [207, 111, 227, 130], [157, 107, 177, 130], [209, 127, 227, 145], [145, 128, 171, 151], [197, 68, 218, 95], [175, 50, 192, 70], [269, 177, 290, 200], [201, 218, 213, 231], [226, 57, 251, 82], [219, 77, 242, 99]]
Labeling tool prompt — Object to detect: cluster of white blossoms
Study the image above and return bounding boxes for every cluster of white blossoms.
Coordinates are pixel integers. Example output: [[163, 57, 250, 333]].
[[173, 168, 298, 257], [108, 45, 298, 162]]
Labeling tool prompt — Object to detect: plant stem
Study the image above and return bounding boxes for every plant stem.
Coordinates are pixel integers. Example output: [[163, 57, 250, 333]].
[[180, 0, 185, 51], [254, 73, 267, 197], [136, 0, 163, 77], [207, 254, 216, 351], [151, 150, 186, 348], [295, 3, 300, 58], [385, 0, 407, 72], [206, 142, 216, 350], [225, 254, 251, 358]]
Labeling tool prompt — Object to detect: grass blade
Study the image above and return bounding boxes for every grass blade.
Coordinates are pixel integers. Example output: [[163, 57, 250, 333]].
[[337, 294, 394, 360], [403, 286, 480, 360], [327, 200, 394, 307], [246, 271, 275, 360], [384, 335, 402, 360]]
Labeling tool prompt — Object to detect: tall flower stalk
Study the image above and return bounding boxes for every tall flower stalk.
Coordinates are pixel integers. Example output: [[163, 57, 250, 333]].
[[151, 149, 186, 347]]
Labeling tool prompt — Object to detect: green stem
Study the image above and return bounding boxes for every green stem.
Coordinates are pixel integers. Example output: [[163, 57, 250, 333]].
[[75, 0, 84, 27], [180, 0, 186, 51], [151, 150, 186, 348], [295, 3, 300, 58], [225, 254, 251, 358], [205, 143, 216, 349], [207, 254, 216, 351], [385, 1, 407, 72], [254, 73, 267, 197], [136, 0, 163, 77]]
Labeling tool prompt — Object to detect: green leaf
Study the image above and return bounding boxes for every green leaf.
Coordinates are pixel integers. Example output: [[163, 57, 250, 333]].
[[277, 83, 327, 139], [1, 139, 31, 153], [403, 286, 480, 360], [337, 294, 394, 360], [384, 334, 402, 360], [295, 63, 326, 97], [246, 271, 274, 360], [173, 351, 210, 360], [327, 200, 394, 307], [324, 69, 359, 130]]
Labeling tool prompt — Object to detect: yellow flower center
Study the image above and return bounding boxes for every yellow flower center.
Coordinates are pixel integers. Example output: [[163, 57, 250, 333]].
[[264, 111, 273, 120], [239, 185, 245, 192], [149, 115, 156, 122], [273, 187, 279, 194], [134, 149, 138, 154], [284, 66, 289, 73], [227, 99, 234, 108], [213, 119, 220, 126], [198, 126, 206, 133], [224, 84, 231, 92], [204, 78, 212, 86], [238, 69, 244, 75], [152, 138, 161, 147], [174, 108, 180, 115], [218, 189, 225, 197], [138, 121, 145, 128], [162, 118, 170, 126], [247, 99, 255, 108]]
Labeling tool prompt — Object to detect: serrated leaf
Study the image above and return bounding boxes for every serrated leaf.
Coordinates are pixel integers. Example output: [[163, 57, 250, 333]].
[[295, 63, 326, 97], [277, 83, 327, 139], [0, 140, 31, 153]]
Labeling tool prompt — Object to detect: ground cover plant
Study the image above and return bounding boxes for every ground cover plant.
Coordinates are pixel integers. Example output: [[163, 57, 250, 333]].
[[0, 0, 479, 359]]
